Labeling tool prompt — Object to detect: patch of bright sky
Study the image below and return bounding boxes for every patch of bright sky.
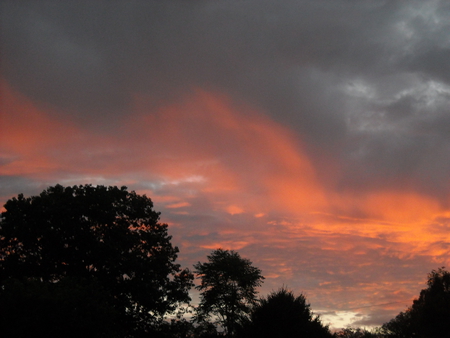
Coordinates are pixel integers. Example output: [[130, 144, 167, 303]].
[[141, 175, 206, 191], [319, 310, 365, 330], [165, 175, 206, 186]]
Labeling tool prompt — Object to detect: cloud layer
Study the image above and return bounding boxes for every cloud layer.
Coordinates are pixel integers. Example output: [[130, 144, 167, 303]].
[[2, 0, 450, 328]]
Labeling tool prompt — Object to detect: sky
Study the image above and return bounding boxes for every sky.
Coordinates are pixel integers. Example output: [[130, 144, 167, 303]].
[[1, 0, 450, 329]]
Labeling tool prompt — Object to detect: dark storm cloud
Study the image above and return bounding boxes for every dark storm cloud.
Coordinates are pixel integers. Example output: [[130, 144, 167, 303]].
[[2, 0, 450, 204], [3, 0, 450, 206], [0, 1, 409, 119]]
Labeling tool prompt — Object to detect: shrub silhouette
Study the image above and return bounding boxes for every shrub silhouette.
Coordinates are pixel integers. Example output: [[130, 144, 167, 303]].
[[238, 287, 332, 338]]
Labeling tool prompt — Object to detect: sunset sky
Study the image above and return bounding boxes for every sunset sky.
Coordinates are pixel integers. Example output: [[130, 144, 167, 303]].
[[2, 0, 450, 329]]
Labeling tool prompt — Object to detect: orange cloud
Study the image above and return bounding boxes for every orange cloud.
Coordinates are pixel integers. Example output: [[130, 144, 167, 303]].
[[355, 190, 442, 224], [1, 81, 80, 177], [4, 81, 450, 329], [199, 241, 251, 251], [130, 89, 327, 216], [166, 201, 191, 209], [4, 80, 449, 253]]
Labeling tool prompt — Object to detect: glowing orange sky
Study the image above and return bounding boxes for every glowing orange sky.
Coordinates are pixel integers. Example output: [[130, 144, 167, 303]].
[[2, 79, 450, 328]]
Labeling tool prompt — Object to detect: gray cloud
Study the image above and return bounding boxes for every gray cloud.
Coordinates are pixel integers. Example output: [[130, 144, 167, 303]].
[[2, 1, 450, 327], [4, 1, 449, 198]]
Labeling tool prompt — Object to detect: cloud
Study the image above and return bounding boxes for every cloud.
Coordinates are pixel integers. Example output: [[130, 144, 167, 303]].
[[2, 0, 450, 329]]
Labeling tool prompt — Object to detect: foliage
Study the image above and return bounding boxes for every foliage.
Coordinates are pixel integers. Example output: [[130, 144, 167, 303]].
[[192, 321, 222, 338], [333, 327, 382, 338], [381, 267, 450, 338], [0, 277, 119, 337], [0, 184, 194, 335], [155, 319, 221, 338], [193, 249, 264, 336], [238, 287, 333, 338]]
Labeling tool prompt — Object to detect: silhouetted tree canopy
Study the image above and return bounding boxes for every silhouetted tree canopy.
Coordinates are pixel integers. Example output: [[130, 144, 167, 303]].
[[0, 277, 119, 337], [154, 319, 221, 338], [238, 287, 332, 338], [0, 184, 193, 336], [333, 327, 381, 338], [194, 249, 264, 336], [381, 267, 450, 338]]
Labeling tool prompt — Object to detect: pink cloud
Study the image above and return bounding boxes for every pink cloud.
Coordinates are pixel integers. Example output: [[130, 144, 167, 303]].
[[2, 81, 450, 328]]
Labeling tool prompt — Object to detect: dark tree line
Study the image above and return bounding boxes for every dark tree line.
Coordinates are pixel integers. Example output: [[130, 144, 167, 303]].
[[330, 268, 450, 338], [0, 185, 193, 337], [380, 267, 450, 338], [1, 185, 450, 337]]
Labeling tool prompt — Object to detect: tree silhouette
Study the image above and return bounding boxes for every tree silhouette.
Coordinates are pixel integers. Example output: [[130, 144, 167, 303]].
[[0, 277, 119, 337], [238, 287, 332, 338], [0, 184, 194, 335], [382, 267, 450, 338], [194, 249, 264, 336], [333, 327, 382, 338]]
